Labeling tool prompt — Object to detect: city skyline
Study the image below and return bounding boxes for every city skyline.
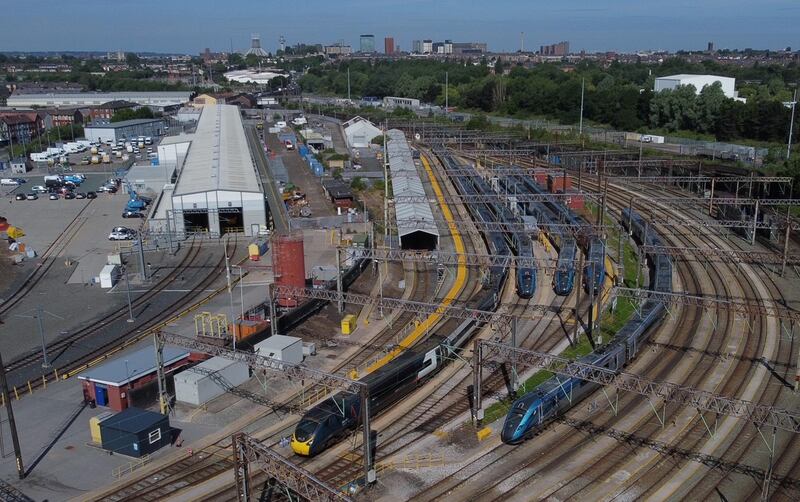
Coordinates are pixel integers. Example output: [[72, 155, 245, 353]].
[[1, 0, 799, 54]]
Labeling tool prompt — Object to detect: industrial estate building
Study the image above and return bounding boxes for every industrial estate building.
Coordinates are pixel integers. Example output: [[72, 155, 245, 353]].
[[386, 129, 438, 249], [152, 104, 267, 238], [654, 74, 741, 100], [6, 91, 192, 108], [342, 116, 383, 148], [84, 118, 166, 143]]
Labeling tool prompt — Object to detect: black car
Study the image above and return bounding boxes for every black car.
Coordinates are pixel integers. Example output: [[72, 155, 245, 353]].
[[64, 192, 76, 200], [86, 191, 97, 199], [14, 193, 26, 201], [75, 192, 86, 199]]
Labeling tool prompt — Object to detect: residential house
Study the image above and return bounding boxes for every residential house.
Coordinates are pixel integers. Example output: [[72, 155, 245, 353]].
[[89, 100, 140, 121]]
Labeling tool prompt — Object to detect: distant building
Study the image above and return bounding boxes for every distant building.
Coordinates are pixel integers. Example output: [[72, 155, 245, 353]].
[[6, 91, 191, 108], [654, 74, 742, 101], [412, 40, 422, 53], [89, 100, 140, 121], [360, 34, 375, 53], [324, 44, 352, 57], [385, 37, 395, 54], [0, 112, 44, 144], [383, 96, 420, 109], [707, 42, 715, 53], [540, 41, 570, 56], [452, 42, 487, 55], [422, 40, 433, 54], [43, 108, 86, 129], [84, 118, 166, 143]]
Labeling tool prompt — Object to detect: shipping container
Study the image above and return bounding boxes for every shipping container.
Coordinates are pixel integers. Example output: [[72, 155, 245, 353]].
[[99, 264, 120, 289], [89, 412, 114, 444], [100, 408, 171, 458], [272, 232, 306, 307], [174, 357, 250, 406], [231, 319, 269, 342], [341, 314, 357, 335], [565, 189, 585, 210], [533, 168, 548, 187], [254, 335, 303, 365], [547, 173, 572, 194]]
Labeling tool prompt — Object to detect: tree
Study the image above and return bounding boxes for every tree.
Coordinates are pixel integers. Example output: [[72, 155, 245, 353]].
[[111, 107, 154, 122], [695, 82, 727, 133], [371, 135, 385, 146], [350, 177, 366, 191], [125, 53, 141, 67]]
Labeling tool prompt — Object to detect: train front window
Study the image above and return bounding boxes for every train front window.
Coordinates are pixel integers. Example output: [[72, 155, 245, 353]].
[[295, 419, 318, 441]]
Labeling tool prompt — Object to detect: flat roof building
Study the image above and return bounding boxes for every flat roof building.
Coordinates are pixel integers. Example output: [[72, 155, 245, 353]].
[[7, 91, 192, 108], [169, 104, 267, 237], [84, 118, 166, 143], [654, 74, 739, 100], [78, 347, 190, 411]]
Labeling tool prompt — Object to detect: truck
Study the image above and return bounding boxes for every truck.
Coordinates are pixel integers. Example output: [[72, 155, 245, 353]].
[[641, 134, 665, 144]]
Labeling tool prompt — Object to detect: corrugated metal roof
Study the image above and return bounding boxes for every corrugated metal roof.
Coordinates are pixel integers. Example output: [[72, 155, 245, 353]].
[[77, 347, 189, 387], [386, 129, 438, 244], [173, 104, 261, 195]]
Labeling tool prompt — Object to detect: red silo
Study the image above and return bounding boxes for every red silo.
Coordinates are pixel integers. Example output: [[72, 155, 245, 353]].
[[272, 231, 306, 308]]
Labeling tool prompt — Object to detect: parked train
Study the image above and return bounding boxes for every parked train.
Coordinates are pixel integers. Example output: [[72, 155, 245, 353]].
[[291, 152, 510, 457], [583, 238, 606, 294], [447, 158, 537, 299], [501, 208, 672, 444], [553, 238, 577, 295]]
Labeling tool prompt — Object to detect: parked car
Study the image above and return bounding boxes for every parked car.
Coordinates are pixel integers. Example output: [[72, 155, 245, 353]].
[[14, 193, 26, 201], [86, 191, 97, 199], [64, 192, 76, 200], [12, 178, 27, 184], [1, 179, 20, 186], [122, 210, 144, 218], [49, 193, 59, 200], [75, 192, 86, 199], [108, 228, 136, 240], [25, 193, 38, 200], [31, 185, 48, 193]]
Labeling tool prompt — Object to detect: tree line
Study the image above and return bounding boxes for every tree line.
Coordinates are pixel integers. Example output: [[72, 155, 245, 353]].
[[298, 58, 799, 144]]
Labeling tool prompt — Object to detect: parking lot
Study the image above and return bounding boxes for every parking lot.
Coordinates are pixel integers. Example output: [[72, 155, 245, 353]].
[[1, 171, 143, 282]]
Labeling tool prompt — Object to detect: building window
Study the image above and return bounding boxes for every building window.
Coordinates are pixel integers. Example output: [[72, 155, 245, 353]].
[[148, 428, 161, 444]]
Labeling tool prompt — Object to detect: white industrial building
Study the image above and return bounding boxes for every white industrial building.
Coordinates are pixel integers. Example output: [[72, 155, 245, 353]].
[[254, 335, 303, 365], [386, 129, 439, 250], [157, 104, 267, 238], [6, 91, 192, 108], [84, 118, 166, 143], [383, 96, 421, 109], [654, 74, 743, 101], [174, 356, 250, 406], [342, 116, 383, 149]]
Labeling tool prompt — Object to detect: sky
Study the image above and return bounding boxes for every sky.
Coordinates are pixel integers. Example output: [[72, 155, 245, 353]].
[[2, 0, 799, 54]]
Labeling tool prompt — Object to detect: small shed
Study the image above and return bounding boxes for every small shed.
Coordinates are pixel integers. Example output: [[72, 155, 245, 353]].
[[10, 158, 30, 174], [174, 357, 250, 406], [79, 347, 190, 411], [100, 407, 171, 458], [99, 264, 120, 289], [254, 335, 303, 365]]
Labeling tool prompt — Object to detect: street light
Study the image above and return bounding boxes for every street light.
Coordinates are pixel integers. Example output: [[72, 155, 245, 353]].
[[788, 89, 798, 161]]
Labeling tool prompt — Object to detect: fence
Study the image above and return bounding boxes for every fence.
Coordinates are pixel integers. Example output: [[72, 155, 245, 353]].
[[112, 454, 152, 479]]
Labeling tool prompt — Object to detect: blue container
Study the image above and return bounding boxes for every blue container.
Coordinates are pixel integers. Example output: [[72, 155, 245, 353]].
[[151, 158, 160, 166], [298, 145, 309, 156]]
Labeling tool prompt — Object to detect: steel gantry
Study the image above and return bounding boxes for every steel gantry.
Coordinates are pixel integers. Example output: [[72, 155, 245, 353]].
[[338, 245, 562, 272], [472, 340, 800, 434], [613, 287, 800, 323], [638, 244, 800, 267], [391, 216, 612, 236], [271, 285, 562, 325], [233, 433, 351, 502], [154, 332, 376, 485], [391, 191, 603, 205]]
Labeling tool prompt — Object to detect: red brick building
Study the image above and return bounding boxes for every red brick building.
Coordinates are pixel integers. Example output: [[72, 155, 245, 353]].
[[78, 347, 190, 411]]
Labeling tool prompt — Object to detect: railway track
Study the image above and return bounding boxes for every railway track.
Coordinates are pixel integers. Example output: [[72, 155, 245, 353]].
[[387, 156, 794, 500], [0, 199, 94, 317], [6, 238, 239, 395]]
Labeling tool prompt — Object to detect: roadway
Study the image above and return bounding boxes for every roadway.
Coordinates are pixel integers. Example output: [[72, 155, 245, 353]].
[[245, 126, 289, 233]]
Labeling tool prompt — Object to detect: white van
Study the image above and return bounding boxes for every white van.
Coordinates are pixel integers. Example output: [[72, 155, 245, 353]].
[[1, 178, 20, 186]]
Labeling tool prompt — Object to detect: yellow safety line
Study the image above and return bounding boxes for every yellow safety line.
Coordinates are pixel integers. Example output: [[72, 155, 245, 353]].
[[365, 153, 468, 374]]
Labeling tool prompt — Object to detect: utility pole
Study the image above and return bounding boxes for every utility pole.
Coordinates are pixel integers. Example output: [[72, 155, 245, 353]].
[[788, 89, 797, 161], [347, 67, 351, 102], [445, 71, 449, 118], [579, 78, 585, 136], [0, 352, 25, 479], [15, 307, 62, 368]]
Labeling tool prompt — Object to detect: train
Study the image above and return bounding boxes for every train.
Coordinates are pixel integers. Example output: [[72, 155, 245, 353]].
[[583, 238, 606, 294], [291, 152, 510, 457], [443, 156, 537, 299], [501, 208, 672, 445], [553, 238, 576, 296]]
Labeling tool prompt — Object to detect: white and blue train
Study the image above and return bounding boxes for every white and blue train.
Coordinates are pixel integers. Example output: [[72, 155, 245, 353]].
[[501, 208, 672, 444]]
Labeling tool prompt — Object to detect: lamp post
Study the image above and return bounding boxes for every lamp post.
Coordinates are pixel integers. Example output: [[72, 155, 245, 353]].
[[788, 89, 797, 161]]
